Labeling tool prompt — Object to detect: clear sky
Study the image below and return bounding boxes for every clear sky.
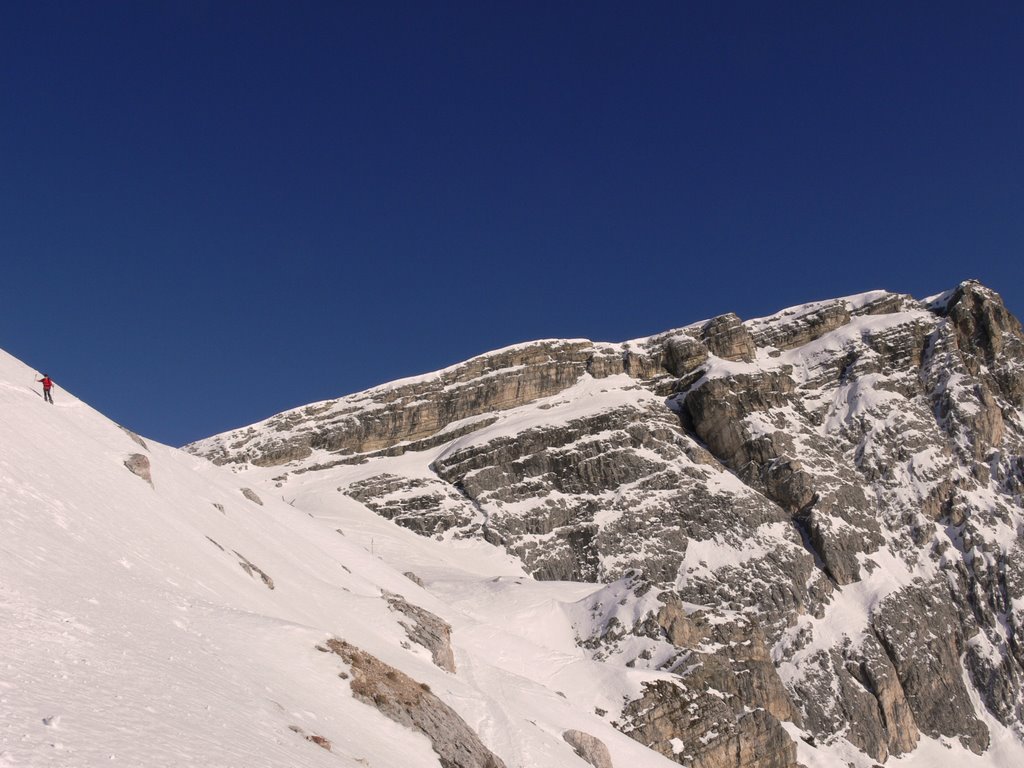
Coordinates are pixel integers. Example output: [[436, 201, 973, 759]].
[[2, 1, 1022, 447]]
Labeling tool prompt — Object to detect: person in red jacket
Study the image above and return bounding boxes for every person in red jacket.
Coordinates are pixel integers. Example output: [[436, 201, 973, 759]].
[[37, 374, 54, 404]]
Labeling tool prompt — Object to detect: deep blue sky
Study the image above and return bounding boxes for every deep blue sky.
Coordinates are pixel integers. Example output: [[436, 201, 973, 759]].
[[2, 2, 1022, 447]]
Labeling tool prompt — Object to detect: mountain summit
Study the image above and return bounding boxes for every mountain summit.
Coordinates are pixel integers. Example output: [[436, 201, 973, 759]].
[[4, 281, 1023, 767], [189, 280, 1024, 767]]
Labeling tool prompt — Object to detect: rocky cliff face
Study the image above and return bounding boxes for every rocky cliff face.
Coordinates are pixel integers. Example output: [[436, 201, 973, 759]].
[[189, 280, 1024, 767]]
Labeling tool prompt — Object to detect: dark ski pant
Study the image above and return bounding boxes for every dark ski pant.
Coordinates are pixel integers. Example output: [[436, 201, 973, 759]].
[[43, 388, 53, 404]]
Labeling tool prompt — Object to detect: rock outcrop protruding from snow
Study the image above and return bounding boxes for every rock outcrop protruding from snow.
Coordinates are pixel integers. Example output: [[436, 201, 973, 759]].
[[562, 730, 614, 768], [384, 591, 456, 673], [234, 551, 274, 589], [124, 453, 153, 486], [326, 639, 506, 768], [240, 487, 263, 506], [119, 425, 149, 450], [194, 340, 663, 467], [617, 679, 798, 768]]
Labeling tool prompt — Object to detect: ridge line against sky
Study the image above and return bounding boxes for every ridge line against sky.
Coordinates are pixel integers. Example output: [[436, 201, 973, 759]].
[[1, 2, 1021, 447]]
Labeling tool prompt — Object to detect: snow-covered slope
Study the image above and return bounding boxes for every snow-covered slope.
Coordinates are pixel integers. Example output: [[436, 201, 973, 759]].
[[188, 281, 1024, 768], [1, 347, 687, 768]]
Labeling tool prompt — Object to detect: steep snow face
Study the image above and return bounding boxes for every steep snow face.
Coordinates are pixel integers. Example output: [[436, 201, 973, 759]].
[[188, 280, 1024, 768], [0, 348, 690, 768]]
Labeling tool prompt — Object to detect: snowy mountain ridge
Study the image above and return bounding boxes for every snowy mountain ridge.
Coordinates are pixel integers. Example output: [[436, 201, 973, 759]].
[[3, 280, 1023, 768], [188, 280, 1024, 768]]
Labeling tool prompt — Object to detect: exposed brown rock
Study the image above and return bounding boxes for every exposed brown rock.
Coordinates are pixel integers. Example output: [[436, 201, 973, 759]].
[[748, 300, 851, 351], [617, 679, 798, 768], [124, 453, 153, 486], [325, 639, 506, 768], [701, 313, 756, 362], [663, 335, 709, 377], [241, 487, 264, 506], [384, 591, 456, 673], [563, 729, 614, 768], [234, 551, 274, 589]]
